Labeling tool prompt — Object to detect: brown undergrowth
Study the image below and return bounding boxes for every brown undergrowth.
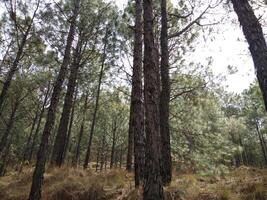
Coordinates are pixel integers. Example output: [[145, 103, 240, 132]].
[[0, 166, 266, 200]]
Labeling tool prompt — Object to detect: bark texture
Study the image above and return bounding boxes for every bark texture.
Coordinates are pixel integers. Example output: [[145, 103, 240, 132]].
[[160, 0, 172, 185], [231, 0, 267, 109], [143, 0, 164, 199], [130, 0, 145, 187]]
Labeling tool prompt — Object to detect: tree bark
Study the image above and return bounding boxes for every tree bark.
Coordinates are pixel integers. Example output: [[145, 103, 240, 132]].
[[143, 0, 164, 198], [160, 0, 172, 185], [73, 93, 88, 166], [95, 145, 100, 172], [28, 1, 80, 199], [110, 119, 117, 169], [83, 28, 108, 169], [100, 134, 105, 171], [0, 130, 14, 176], [231, 0, 267, 109], [129, 0, 145, 187], [119, 145, 123, 168], [51, 40, 82, 167]]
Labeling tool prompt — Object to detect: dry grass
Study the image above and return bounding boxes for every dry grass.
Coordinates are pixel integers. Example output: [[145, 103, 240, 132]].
[[0, 166, 266, 200], [0, 167, 131, 200], [165, 166, 267, 200]]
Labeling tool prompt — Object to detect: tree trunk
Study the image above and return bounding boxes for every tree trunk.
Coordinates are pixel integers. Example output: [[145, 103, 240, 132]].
[[63, 86, 78, 163], [84, 28, 108, 169], [238, 134, 248, 165], [110, 120, 117, 169], [73, 93, 88, 166], [104, 151, 107, 171], [0, 131, 14, 176], [29, 83, 51, 162], [51, 38, 82, 167], [160, 0, 172, 185], [95, 146, 100, 172], [231, 0, 267, 109], [28, 1, 80, 199], [143, 0, 164, 198], [129, 0, 145, 187], [100, 134, 105, 171], [119, 145, 123, 168], [261, 131, 267, 155]]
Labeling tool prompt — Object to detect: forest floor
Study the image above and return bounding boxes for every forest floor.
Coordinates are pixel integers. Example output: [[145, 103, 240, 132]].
[[0, 166, 266, 200]]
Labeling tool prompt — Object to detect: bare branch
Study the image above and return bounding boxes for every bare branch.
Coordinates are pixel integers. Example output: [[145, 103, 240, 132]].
[[168, 6, 210, 39]]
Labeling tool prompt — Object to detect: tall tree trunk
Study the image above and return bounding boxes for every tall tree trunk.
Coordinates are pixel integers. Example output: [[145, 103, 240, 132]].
[[100, 134, 105, 171], [28, 1, 80, 199], [129, 0, 145, 187], [160, 0, 172, 185], [238, 134, 248, 165], [143, 0, 164, 198], [0, 130, 14, 176], [110, 120, 117, 169], [0, 2, 39, 114], [73, 93, 88, 166], [261, 132, 267, 155], [51, 40, 82, 166], [29, 83, 51, 162], [231, 0, 267, 109], [84, 28, 108, 169], [119, 145, 123, 168], [104, 151, 107, 170], [63, 86, 78, 163], [95, 145, 100, 172]]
